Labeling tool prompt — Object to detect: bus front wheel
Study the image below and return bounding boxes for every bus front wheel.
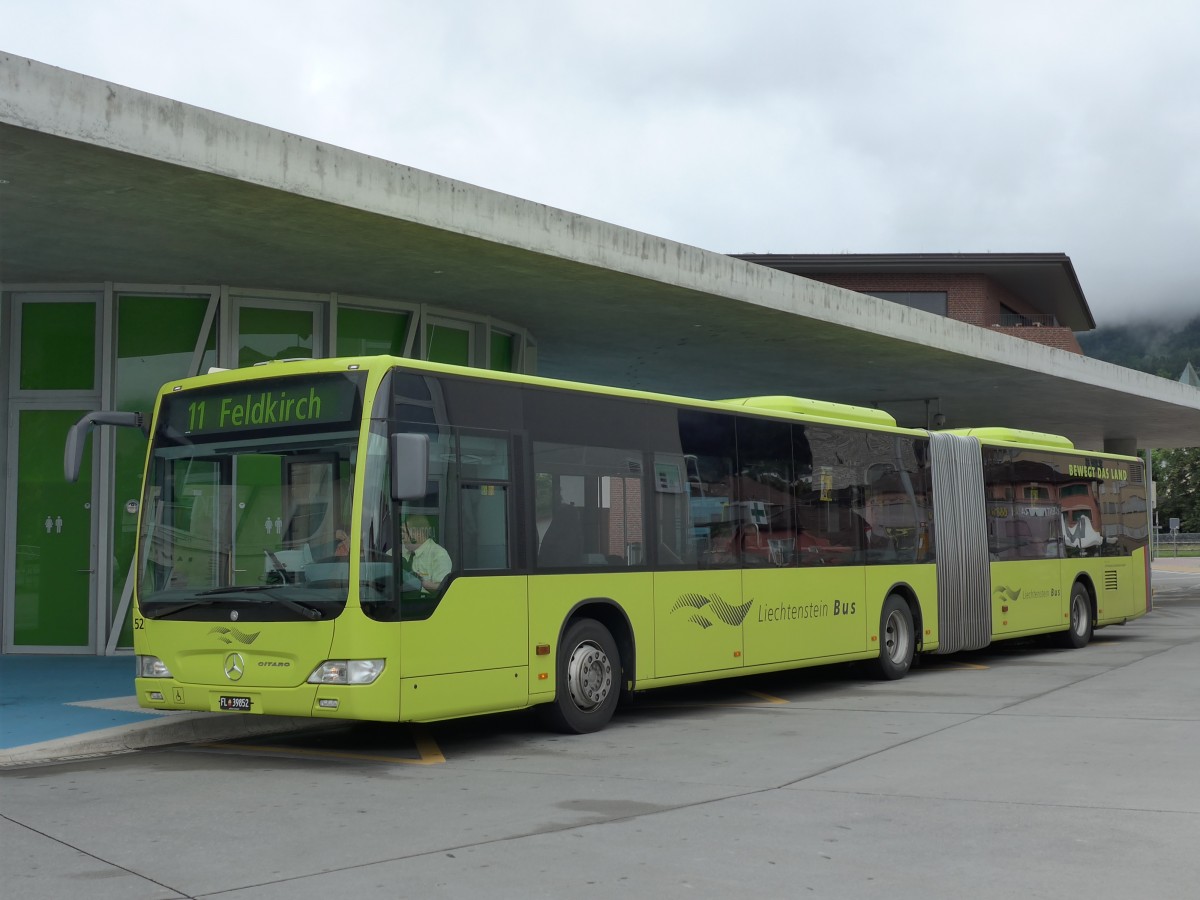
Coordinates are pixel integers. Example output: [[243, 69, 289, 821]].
[[543, 618, 620, 734], [876, 594, 915, 680]]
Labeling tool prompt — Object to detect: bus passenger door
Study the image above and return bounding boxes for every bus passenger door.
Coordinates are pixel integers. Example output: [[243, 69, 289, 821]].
[[651, 441, 745, 678], [397, 430, 529, 720]]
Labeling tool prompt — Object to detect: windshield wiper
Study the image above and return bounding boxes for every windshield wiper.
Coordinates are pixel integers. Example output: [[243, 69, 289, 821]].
[[147, 597, 222, 618], [196, 584, 283, 596], [152, 587, 324, 621]]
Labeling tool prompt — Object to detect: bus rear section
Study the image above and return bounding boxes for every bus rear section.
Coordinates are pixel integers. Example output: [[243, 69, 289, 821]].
[[935, 429, 1151, 654]]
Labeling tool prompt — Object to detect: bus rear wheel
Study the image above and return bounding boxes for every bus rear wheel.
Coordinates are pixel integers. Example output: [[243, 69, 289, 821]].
[[543, 618, 620, 734], [876, 594, 915, 680], [1056, 583, 1093, 649]]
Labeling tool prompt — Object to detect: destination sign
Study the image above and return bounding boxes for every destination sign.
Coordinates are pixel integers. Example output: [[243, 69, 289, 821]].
[[159, 372, 366, 441]]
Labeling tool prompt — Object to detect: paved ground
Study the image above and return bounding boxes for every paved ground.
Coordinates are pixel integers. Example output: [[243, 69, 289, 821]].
[[1, 560, 1197, 899], [0, 655, 319, 765]]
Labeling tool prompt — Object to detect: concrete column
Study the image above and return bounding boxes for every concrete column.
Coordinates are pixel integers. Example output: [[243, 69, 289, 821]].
[[1103, 438, 1138, 456], [1145, 448, 1156, 562]]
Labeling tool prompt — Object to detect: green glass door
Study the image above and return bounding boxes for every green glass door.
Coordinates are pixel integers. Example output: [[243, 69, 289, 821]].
[[10, 409, 96, 650]]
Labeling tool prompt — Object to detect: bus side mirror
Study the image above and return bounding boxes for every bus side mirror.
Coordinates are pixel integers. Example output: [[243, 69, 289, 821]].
[[64, 411, 148, 483], [390, 433, 430, 501]]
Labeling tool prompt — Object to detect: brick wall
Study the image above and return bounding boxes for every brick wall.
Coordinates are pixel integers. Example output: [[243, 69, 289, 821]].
[[988, 325, 1083, 352], [806, 272, 1082, 353]]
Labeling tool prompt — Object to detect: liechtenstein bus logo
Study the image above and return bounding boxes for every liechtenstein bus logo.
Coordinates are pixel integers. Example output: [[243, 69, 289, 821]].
[[209, 625, 262, 645], [672, 593, 753, 629], [993, 585, 1022, 603]]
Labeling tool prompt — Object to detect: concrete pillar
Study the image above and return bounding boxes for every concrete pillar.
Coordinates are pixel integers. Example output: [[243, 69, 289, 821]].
[[1103, 438, 1138, 456], [1145, 448, 1156, 562]]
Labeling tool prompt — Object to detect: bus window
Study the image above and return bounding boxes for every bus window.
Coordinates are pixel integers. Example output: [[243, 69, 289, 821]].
[[985, 449, 1065, 560], [735, 417, 795, 567], [861, 434, 934, 564], [800, 425, 868, 564], [534, 442, 645, 568], [456, 430, 512, 571], [1111, 461, 1147, 556], [676, 410, 737, 568], [461, 483, 509, 570], [283, 454, 344, 557]]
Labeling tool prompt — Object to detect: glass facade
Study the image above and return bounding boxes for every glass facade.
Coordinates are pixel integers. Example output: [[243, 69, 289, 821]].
[[426, 322, 472, 366], [337, 306, 411, 357], [866, 291, 948, 316], [238, 305, 316, 366], [2, 284, 533, 654], [490, 331, 515, 372], [20, 301, 97, 390], [110, 295, 212, 647]]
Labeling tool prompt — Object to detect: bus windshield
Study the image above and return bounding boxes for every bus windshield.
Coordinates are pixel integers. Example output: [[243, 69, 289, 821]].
[[137, 371, 366, 621]]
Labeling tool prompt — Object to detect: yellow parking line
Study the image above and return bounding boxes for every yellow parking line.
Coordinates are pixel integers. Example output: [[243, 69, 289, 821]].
[[742, 689, 789, 705], [411, 726, 446, 764], [635, 689, 791, 711], [200, 726, 446, 765], [932, 661, 989, 670]]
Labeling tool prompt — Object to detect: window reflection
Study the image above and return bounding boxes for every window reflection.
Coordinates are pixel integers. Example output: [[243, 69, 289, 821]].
[[983, 449, 1142, 560]]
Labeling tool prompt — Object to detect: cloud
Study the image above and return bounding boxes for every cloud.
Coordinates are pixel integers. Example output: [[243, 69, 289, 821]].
[[3, 0, 1198, 321]]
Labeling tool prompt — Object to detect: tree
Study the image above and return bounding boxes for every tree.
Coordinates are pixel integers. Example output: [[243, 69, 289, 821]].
[[1078, 315, 1200, 537], [1155, 448, 1200, 533]]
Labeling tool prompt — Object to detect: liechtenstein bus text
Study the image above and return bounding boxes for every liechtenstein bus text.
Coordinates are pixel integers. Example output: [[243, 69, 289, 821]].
[[124, 357, 1151, 734]]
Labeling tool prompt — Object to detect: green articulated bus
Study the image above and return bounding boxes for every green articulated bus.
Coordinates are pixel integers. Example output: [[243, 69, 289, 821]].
[[67, 356, 1151, 733]]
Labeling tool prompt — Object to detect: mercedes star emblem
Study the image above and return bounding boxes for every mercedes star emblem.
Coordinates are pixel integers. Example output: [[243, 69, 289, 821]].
[[224, 652, 245, 681]]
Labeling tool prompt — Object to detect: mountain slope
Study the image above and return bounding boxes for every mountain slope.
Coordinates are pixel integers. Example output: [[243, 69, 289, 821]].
[[1077, 312, 1200, 378]]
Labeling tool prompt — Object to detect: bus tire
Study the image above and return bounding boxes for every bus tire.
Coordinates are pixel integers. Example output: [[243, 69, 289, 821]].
[[1056, 582, 1093, 649], [876, 594, 915, 680], [543, 618, 620, 734]]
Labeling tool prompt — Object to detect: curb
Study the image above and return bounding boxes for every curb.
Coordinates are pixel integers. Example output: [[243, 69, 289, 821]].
[[0, 712, 325, 769]]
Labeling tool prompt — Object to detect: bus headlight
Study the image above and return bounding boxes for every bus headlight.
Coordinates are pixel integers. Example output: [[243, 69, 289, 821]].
[[137, 655, 173, 678], [307, 659, 386, 685]]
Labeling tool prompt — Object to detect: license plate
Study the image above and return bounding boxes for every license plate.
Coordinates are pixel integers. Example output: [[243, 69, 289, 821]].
[[218, 695, 252, 711]]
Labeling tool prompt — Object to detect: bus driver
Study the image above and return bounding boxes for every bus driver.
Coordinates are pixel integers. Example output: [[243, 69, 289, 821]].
[[401, 515, 452, 593]]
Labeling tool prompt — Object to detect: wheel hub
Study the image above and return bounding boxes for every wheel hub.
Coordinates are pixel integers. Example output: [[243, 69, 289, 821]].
[[884, 610, 911, 663], [566, 641, 612, 711]]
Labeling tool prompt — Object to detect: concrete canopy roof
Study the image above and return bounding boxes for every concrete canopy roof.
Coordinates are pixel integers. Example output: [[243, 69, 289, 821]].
[[3, 52, 1198, 451]]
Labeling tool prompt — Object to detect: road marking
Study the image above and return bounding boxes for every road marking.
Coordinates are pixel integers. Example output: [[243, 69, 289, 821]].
[[637, 689, 791, 711], [199, 725, 446, 765], [411, 726, 447, 764], [742, 689, 789, 705], [925, 659, 990, 670]]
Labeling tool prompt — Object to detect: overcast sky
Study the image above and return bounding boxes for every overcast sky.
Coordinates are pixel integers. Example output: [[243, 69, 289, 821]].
[[4, 0, 1198, 324]]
